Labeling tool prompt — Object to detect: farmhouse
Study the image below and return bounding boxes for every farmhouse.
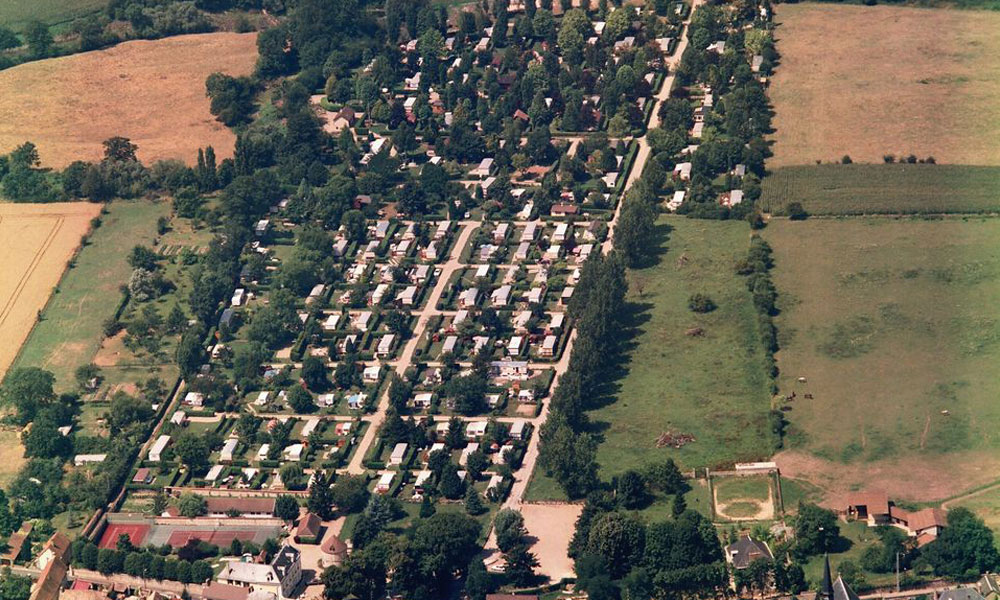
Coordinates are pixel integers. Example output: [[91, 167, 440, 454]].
[[845, 490, 891, 526], [725, 535, 773, 569]]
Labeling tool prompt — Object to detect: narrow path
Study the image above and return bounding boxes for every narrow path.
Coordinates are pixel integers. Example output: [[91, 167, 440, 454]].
[[344, 221, 481, 474]]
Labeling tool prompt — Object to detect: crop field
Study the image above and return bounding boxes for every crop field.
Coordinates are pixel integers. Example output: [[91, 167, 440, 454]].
[[11, 200, 170, 391], [590, 217, 775, 476], [0, 32, 257, 168], [765, 217, 1000, 503], [769, 4, 1000, 167], [761, 164, 1000, 215], [0, 202, 102, 381], [0, 0, 105, 31]]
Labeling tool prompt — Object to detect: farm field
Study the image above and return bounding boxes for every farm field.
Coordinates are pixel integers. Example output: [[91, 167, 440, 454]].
[[0, 202, 102, 381], [769, 4, 1000, 167], [0, 32, 257, 168], [761, 164, 1000, 215], [590, 217, 775, 476], [0, 0, 105, 31], [11, 200, 170, 391], [765, 218, 1000, 503]]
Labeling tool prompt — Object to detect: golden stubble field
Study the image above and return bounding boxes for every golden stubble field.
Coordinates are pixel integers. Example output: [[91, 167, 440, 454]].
[[0, 32, 257, 169], [0, 202, 103, 381], [769, 4, 1000, 166]]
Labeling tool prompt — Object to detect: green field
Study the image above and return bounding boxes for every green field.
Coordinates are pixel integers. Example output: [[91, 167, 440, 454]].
[[0, 0, 106, 31], [714, 475, 771, 504], [10, 200, 170, 391], [761, 165, 1000, 215], [951, 485, 1000, 543], [766, 217, 1000, 500], [591, 217, 775, 475]]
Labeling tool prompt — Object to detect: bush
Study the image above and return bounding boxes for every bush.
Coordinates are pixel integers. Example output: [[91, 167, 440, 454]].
[[786, 202, 808, 221], [687, 293, 716, 313], [841, 155, 853, 164]]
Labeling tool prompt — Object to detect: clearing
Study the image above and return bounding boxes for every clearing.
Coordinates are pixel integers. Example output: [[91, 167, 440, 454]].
[[0, 202, 102, 381], [11, 200, 170, 391], [769, 4, 1000, 166], [761, 164, 1000, 216], [520, 503, 583, 582], [0, 32, 257, 168], [765, 217, 1000, 503], [590, 217, 775, 476]]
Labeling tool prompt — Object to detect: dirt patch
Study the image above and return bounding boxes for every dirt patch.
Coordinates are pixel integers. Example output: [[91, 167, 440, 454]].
[[769, 4, 1000, 166], [712, 477, 776, 521], [0, 32, 257, 168], [775, 449, 1000, 506], [520, 503, 583, 581], [0, 202, 102, 381]]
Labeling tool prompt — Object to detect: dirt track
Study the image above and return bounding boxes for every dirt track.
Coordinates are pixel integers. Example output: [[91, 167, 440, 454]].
[[0, 202, 102, 381], [0, 32, 257, 168]]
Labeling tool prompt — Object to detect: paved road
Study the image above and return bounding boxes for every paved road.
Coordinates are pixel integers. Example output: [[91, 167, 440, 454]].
[[481, 0, 703, 574], [345, 221, 481, 474]]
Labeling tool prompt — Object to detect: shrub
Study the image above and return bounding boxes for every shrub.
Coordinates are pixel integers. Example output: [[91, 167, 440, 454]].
[[786, 202, 808, 221], [688, 293, 716, 313]]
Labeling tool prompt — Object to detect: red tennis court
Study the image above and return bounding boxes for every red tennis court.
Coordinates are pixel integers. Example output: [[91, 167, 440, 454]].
[[98, 523, 150, 549], [167, 530, 258, 547]]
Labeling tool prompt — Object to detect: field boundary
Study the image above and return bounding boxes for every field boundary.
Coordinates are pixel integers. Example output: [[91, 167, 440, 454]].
[[1, 209, 97, 384]]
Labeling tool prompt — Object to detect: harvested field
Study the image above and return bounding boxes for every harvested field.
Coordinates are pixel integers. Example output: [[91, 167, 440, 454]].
[[765, 218, 1000, 503], [761, 164, 1000, 215], [0, 202, 102, 381], [0, 32, 257, 169], [769, 4, 1000, 166]]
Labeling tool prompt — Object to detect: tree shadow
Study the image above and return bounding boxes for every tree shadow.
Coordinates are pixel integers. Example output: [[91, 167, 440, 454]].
[[632, 221, 674, 270]]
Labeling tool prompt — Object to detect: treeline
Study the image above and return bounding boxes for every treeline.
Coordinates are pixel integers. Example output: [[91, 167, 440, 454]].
[[537, 249, 627, 498], [735, 235, 786, 448]]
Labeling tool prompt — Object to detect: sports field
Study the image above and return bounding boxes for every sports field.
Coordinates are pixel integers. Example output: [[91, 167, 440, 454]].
[[11, 200, 170, 390], [769, 4, 1000, 166], [591, 217, 775, 475], [761, 164, 1000, 215], [712, 474, 775, 521], [0, 32, 257, 168], [765, 217, 1000, 502], [0, 202, 102, 381], [0, 0, 105, 31]]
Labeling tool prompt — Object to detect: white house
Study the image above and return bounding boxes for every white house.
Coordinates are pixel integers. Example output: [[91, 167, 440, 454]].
[[217, 544, 301, 599], [389, 443, 408, 466], [149, 435, 171, 462], [221, 438, 239, 462], [465, 421, 488, 439], [375, 471, 395, 494]]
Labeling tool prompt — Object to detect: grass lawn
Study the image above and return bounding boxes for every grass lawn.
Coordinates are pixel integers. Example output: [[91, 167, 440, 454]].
[[589, 217, 775, 475], [0, 429, 26, 490], [0, 0, 105, 30], [801, 520, 895, 589], [11, 200, 170, 391], [761, 165, 1000, 215], [766, 217, 1000, 502], [713, 475, 771, 504]]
